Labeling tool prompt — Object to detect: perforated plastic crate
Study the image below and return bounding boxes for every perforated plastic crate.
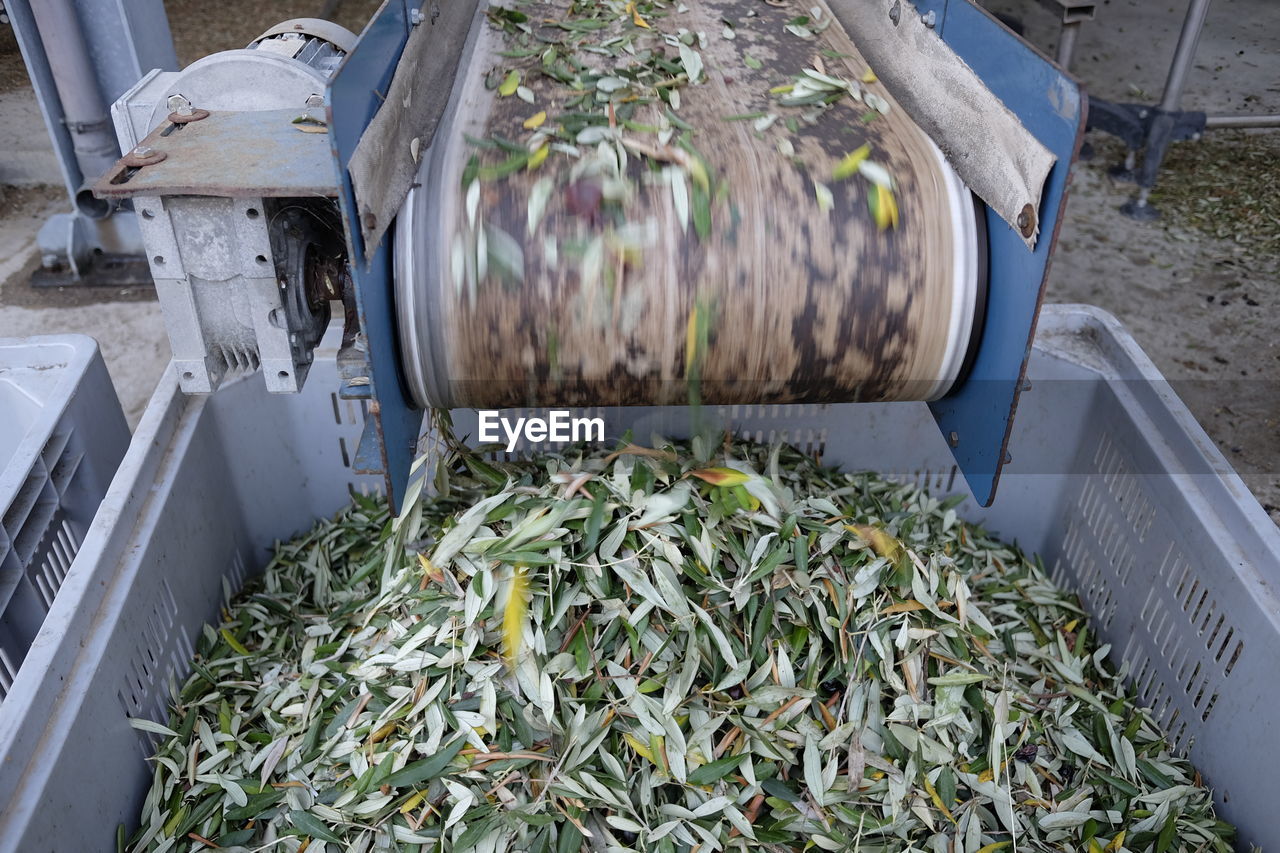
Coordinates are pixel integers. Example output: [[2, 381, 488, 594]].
[[0, 306, 1275, 850], [0, 335, 128, 702]]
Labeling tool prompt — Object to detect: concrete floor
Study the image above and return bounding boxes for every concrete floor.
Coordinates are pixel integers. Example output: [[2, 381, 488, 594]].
[[1, 0, 1277, 521]]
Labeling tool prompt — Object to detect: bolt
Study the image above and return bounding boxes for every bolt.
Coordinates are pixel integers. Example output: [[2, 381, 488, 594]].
[[1016, 203, 1036, 237], [921, 9, 936, 28], [410, 7, 425, 24], [167, 93, 193, 116], [948, 431, 959, 448]]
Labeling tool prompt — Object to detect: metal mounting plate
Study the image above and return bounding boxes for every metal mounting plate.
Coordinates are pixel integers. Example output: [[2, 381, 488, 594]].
[[920, 0, 1086, 505], [326, 2, 423, 510], [95, 109, 339, 199]]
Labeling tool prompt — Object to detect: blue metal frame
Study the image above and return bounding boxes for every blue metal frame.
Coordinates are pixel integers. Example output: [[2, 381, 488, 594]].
[[326, 0, 423, 509], [920, 0, 1085, 505], [328, 0, 1083, 510]]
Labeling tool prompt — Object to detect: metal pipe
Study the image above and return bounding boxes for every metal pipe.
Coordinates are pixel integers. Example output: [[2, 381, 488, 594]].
[[1056, 20, 1081, 70], [1159, 0, 1212, 112], [28, 0, 119, 217], [1204, 114, 1280, 129]]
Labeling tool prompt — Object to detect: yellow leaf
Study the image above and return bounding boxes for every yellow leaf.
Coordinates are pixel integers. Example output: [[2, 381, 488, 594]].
[[845, 524, 902, 561], [880, 600, 927, 615], [400, 789, 430, 815], [861, 68, 877, 83], [977, 844, 1013, 853], [626, 2, 650, 28], [690, 467, 752, 487], [872, 183, 899, 230], [1105, 831, 1126, 852], [978, 759, 1009, 784], [623, 732, 658, 764], [685, 305, 699, 374], [523, 110, 547, 129], [769, 84, 794, 94], [367, 721, 397, 745], [220, 628, 250, 656], [832, 144, 871, 181], [498, 70, 520, 97], [685, 156, 709, 193], [923, 776, 955, 823], [527, 144, 550, 170], [502, 567, 530, 666]]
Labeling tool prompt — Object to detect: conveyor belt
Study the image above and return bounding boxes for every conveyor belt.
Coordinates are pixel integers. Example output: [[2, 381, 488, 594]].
[[395, 0, 984, 409]]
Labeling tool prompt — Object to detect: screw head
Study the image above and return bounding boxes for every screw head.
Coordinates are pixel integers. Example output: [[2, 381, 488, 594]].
[[1016, 203, 1036, 238], [410, 7, 425, 24], [166, 93, 193, 116]]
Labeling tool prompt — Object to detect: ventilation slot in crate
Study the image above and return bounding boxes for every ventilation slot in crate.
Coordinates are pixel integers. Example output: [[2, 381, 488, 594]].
[[119, 576, 182, 759], [0, 427, 92, 704]]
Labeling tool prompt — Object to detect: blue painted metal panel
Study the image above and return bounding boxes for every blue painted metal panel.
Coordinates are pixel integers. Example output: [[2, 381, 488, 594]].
[[921, 0, 1085, 505], [326, 0, 423, 510]]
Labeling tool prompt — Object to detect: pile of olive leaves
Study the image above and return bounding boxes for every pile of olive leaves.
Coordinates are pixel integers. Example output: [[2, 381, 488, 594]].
[[128, 438, 1233, 853]]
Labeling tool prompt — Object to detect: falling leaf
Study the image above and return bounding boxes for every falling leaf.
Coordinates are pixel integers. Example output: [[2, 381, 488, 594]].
[[846, 523, 901, 561], [678, 43, 703, 83], [685, 304, 699, 374], [813, 180, 833, 214], [870, 183, 899, 229], [690, 467, 752, 487], [858, 159, 893, 189], [527, 176, 554, 234], [503, 567, 530, 666], [833, 144, 871, 180], [498, 70, 520, 96], [626, 1, 650, 28], [670, 167, 690, 233], [527, 143, 550, 170]]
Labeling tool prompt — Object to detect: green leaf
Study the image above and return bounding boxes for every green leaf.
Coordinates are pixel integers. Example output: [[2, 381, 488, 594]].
[[289, 810, 344, 844], [688, 754, 743, 785], [383, 736, 467, 789]]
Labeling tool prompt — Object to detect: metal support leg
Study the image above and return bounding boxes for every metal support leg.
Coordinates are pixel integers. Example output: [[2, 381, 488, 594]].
[[1204, 114, 1280, 129], [1056, 20, 1081, 70], [1121, 0, 1212, 219], [27, 0, 119, 218], [6, 0, 177, 284]]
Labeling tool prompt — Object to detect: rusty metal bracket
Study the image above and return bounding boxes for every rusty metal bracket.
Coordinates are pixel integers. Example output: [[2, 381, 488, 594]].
[[119, 146, 167, 168], [93, 109, 339, 199], [166, 108, 210, 124]]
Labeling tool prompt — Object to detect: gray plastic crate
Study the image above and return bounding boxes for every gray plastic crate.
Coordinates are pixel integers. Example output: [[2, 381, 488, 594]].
[[0, 306, 1275, 851], [0, 335, 128, 702]]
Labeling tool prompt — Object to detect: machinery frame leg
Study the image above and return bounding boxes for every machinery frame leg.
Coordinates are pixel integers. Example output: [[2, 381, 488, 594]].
[[6, 0, 177, 285]]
